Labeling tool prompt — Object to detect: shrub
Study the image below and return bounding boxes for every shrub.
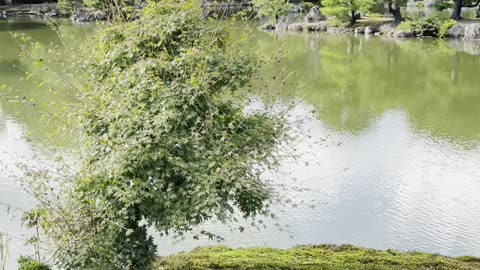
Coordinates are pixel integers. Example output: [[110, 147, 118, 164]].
[[18, 257, 51, 270], [397, 16, 453, 37], [439, 19, 456, 37]]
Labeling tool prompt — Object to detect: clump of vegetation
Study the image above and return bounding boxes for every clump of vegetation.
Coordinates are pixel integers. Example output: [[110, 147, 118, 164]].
[[17, 257, 51, 270], [156, 245, 480, 270], [397, 16, 454, 37], [300, 1, 315, 12], [439, 18, 456, 37]]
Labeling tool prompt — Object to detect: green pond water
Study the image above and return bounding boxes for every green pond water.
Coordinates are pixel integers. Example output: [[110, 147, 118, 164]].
[[1, 18, 480, 268]]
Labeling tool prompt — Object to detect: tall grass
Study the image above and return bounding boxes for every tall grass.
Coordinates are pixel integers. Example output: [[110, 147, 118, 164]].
[[0, 232, 9, 270]]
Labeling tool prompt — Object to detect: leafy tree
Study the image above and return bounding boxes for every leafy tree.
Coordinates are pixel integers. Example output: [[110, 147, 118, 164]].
[[385, 0, 406, 23], [23, 1, 286, 269], [450, 0, 480, 20], [252, 0, 291, 23], [321, 0, 375, 24]]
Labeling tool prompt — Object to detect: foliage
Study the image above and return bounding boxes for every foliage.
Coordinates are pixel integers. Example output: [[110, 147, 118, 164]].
[[439, 19, 456, 37], [300, 1, 315, 12], [17, 257, 51, 270], [397, 16, 452, 37], [156, 245, 480, 270], [252, 0, 291, 23], [320, 0, 375, 24], [21, 1, 286, 270]]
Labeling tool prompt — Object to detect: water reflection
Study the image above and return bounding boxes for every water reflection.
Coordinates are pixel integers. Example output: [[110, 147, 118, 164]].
[[255, 32, 480, 144]]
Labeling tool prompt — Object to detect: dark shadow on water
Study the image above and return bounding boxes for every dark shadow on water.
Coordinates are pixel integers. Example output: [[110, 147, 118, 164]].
[[0, 20, 48, 32]]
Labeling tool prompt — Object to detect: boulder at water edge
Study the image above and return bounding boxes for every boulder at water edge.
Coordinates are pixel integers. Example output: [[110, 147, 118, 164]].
[[463, 23, 480, 40]]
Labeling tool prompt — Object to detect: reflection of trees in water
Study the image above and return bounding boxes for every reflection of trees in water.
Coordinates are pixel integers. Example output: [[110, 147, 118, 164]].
[[0, 20, 94, 146], [0, 19, 48, 32], [256, 32, 480, 143]]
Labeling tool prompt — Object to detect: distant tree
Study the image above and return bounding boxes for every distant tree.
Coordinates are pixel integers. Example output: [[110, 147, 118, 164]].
[[252, 0, 291, 23], [321, 0, 375, 24], [451, 0, 480, 20]]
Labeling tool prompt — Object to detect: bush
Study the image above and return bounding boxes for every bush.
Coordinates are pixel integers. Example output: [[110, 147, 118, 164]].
[[397, 16, 453, 37], [439, 19, 456, 37], [18, 257, 51, 270]]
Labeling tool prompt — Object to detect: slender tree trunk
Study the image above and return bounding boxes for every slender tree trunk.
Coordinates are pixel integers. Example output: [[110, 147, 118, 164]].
[[452, 0, 462, 20], [350, 10, 356, 25], [388, 3, 403, 24]]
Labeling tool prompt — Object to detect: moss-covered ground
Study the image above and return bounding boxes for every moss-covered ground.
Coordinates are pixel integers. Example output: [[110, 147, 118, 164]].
[[156, 245, 480, 270]]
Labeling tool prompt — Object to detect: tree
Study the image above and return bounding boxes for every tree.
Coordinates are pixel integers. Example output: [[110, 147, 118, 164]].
[[26, 1, 286, 269], [385, 0, 405, 23], [450, 0, 480, 20], [321, 0, 375, 24], [252, 0, 291, 24]]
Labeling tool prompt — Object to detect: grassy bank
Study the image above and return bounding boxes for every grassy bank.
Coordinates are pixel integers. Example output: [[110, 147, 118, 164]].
[[156, 245, 480, 270]]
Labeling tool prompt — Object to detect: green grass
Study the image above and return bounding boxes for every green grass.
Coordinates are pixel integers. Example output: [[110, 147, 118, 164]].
[[156, 245, 480, 270]]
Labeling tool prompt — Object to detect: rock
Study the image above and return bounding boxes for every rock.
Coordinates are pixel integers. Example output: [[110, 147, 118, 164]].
[[463, 23, 480, 40], [290, 5, 301, 13], [446, 24, 464, 38], [260, 23, 276, 30], [276, 17, 288, 31], [287, 22, 304, 31], [354, 27, 365, 34], [92, 10, 107, 20], [327, 27, 353, 34], [378, 23, 395, 35], [71, 12, 95, 23], [447, 24, 464, 38], [44, 9, 58, 17], [304, 21, 328, 32], [374, 32, 382, 36], [393, 30, 414, 38], [424, 0, 442, 7], [365, 26, 376, 35], [304, 6, 325, 23]]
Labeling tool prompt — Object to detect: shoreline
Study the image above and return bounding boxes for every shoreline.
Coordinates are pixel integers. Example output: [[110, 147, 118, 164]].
[[156, 245, 480, 270], [262, 18, 480, 40]]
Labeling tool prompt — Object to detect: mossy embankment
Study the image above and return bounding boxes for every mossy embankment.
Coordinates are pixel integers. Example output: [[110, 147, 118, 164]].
[[156, 245, 480, 270]]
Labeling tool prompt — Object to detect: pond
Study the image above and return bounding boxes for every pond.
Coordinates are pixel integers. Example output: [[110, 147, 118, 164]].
[[1, 18, 480, 268]]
